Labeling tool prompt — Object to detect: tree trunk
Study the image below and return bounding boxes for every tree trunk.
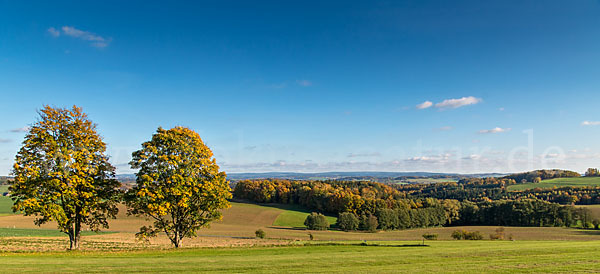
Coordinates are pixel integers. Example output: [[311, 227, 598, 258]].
[[68, 229, 80, 250], [173, 230, 180, 248], [68, 230, 75, 250], [69, 213, 82, 250]]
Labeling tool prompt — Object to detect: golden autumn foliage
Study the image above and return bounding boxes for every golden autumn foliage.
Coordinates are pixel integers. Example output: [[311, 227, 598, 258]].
[[126, 127, 231, 248], [9, 106, 121, 250]]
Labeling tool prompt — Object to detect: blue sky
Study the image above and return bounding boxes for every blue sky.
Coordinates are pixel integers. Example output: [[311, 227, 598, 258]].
[[1, 0, 600, 175]]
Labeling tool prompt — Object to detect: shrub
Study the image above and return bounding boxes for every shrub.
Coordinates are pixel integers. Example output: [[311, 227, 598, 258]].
[[465, 231, 484, 240], [359, 214, 379, 232], [451, 230, 466, 240], [452, 230, 483, 240], [337, 212, 359, 231], [489, 227, 505, 240], [255, 229, 266, 239], [422, 233, 438, 240], [304, 212, 330, 230]]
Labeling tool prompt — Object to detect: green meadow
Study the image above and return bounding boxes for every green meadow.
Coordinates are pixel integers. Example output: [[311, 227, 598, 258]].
[[507, 177, 600, 191], [0, 241, 598, 273]]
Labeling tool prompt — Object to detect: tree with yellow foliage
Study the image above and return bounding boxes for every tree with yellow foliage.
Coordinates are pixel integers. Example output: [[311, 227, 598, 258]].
[[126, 127, 231, 248], [10, 106, 121, 250]]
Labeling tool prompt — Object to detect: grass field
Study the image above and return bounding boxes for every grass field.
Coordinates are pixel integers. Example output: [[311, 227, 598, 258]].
[[0, 241, 598, 272], [507, 177, 600, 191], [270, 204, 337, 227], [0, 185, 13, 216], [1, 199, 600, 272]]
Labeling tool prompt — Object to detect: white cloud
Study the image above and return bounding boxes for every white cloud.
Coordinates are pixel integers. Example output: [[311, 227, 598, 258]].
[[416, 101, 433, 109], [48, 26, 111, 48], [296, 80, 312, 87], [437, 126, 453, 131], [582, 121, 600, 126], [416, 96, 482, 111], [47, 27, 60, 37], [462, 154, 481, 160], [10, 126, 30, 133], [347, 152, 381, 158], [435, 96, 482, 109], [478, 127, 511, 134], [270, 83, 287, 89], [0, 138, 11, 143], [405, 153, 452, 164]]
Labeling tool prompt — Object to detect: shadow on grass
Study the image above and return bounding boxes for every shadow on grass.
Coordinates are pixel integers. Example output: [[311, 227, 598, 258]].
[[301, 242, 430, 248], [572, 229, 600, 236], [267, 226, 308, 231]]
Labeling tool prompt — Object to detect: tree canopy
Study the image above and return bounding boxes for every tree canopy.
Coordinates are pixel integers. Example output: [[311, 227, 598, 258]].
[[9, 106, 120, 250], [126, 127, 231, 248]]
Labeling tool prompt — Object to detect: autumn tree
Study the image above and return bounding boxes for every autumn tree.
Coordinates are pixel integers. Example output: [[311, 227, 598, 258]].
[[586, 168, 600, 177], [336, 212, 359, 231], [9, 106, 120, 250], [126, 127, 231, 248]]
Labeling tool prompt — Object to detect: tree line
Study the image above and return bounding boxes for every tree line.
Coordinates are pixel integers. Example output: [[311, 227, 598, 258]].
[[234, 179, 592, 231], [395, 176, 600, 205]]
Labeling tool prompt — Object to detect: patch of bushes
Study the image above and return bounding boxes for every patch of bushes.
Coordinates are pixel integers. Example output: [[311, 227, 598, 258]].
[[255, 229, 266, 239], [489, 227, 505, 240], [422, 233, 438, 240], [304, 212, 330, 230], [451, 230, 483, 240]]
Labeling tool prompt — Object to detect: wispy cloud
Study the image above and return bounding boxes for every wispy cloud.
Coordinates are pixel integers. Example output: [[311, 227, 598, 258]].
[[48, 26, 111, 48], [47, 27, 60, 37], [0, 138, 11, 143], [405, 153, 452, 164], [416, 96, 482, 110], [435, 96, 482, 109], [296, 80, 312, 87], [478, 127, 511, 134], [347, 152, 381, 158], [10, 126, 30, 133], [582, 121, 600, 126], [270, 83, 287, 89], [436, 126, 453, 131], [416, 101, 433, 109]]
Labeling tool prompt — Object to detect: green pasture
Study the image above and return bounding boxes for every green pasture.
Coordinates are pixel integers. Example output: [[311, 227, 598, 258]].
[[0, 240, 598, 273], [270, 204, 337, 228], [507, 177, 600, 191]]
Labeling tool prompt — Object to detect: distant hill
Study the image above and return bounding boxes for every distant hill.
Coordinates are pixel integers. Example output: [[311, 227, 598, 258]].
[[0, 177, 12, 185], [502, 169, 580, 183], [225, 171, 507, 181]]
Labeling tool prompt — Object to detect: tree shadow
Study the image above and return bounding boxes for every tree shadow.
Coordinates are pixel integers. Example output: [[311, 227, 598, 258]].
[[572, 229, 600, 236], [267, 226, 307, 231]]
